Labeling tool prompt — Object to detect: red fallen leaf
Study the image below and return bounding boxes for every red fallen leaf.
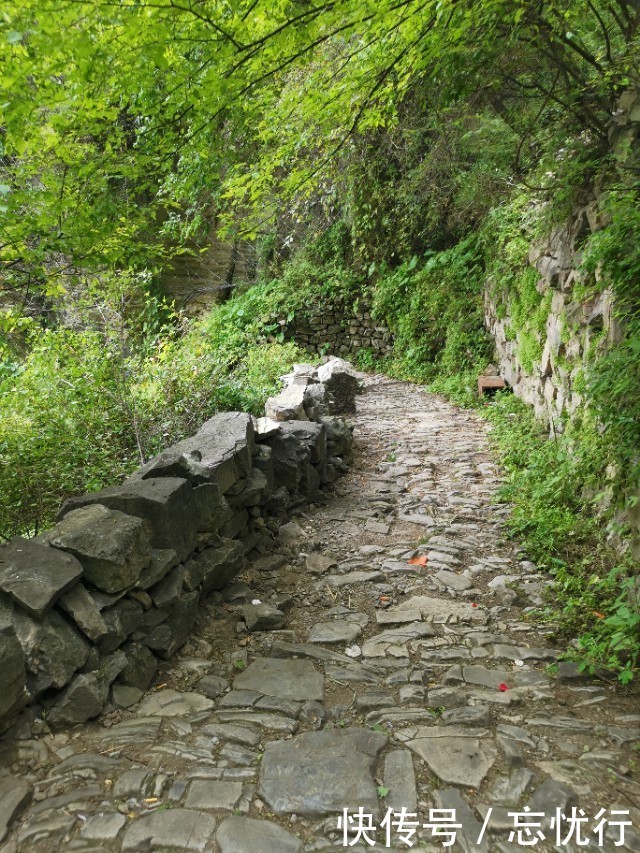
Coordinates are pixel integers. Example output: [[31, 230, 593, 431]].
[[498, 683, 508, 692], [408, 556, 428, 566]]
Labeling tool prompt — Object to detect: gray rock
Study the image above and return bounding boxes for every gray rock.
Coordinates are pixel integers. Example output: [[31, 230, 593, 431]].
[[191, 483, 233, 533], [527, 779, 577, 829], [197, 674, 229, 699], [136, 689, 214, 717], [266, 433, 309, 492], [134, 411, 254, 494], [306, 553, 338, 574], [277, 421, 327, 463], [196, 539, 245, 593], [308, 621, 362, 644], [234, 658, 323, 702], [259, 728, 386, 815], [434, 569, 472, 592], [184, 780, 243, 811], [121, 809, 216, 851], [58, 582, 108, 641], [80, 812, 126, 841], [117, 642, 157, 690], [99, 598, 144, 653], [111, 684, 143, 708], [227, 468, 269, 508], [384, 750, 417, 813], [0, 625, 26, 724], [43, 504, 151, 593], [137, 548, 179, 589], [326, 571, 384, 588], [241, 603, 285, 632], [303, 383, 331, 421], [11, 607, 89, 697], [46, 673, 107, 729], [0, 538, 83, 618], [317, 358, 361, 413], [493, 643, 559, 661], [201, 723, 261, 747], [144, 590, 199, 658], [441, 706, 492, 727], [488, 768, 536, 805], [59, 477, 199, 561], [149, 564, 184, 607], [216, 816, 303, 853], [279, 521, 303, 543], [265, 386, 308, 422], [402, 726, 497, 789], [320, 416, 354, 458], [433, 788, 489, 853], [0, 774, 31, 842]]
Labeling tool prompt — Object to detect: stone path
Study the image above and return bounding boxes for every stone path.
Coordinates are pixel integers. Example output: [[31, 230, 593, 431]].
[[1, 375, 639, 852]]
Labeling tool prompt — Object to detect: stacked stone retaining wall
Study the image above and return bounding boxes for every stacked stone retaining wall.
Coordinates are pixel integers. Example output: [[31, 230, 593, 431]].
[[0, 360, 357, 733], [280, 299, 393, 360]]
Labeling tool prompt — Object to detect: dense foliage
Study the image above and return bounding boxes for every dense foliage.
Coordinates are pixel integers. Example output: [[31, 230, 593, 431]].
[[1, 1, 639, 678]]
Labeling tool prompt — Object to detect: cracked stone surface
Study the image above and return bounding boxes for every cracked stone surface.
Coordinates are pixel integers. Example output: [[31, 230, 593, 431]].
[[1, 372, 638, 852]]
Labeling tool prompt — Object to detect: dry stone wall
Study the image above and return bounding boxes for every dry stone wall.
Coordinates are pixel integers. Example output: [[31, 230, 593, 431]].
[[281, 299, 393, 360], [0, 359, 358, 733], [485, 88, 640, 433], [484, 205, 618, 430]]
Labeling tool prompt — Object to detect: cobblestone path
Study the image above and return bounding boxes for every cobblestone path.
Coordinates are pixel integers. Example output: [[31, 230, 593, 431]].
[[1, 375, 639, 852]]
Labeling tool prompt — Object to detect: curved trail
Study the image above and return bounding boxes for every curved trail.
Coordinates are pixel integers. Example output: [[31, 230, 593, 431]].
[[1, 374, 638, 852]]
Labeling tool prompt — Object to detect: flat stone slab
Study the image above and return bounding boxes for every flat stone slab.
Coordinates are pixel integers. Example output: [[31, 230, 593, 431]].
[[376, 609, 422, 625], [362, 622, 436, 658], [185, 780, 243, 811], [306, 553, 338, 574], [493, 643, 560, 661], [434, 788, 489, 853], [233, 658, 323, 702], [435, 569, 472, 592], [121, 809, 216, 851], [308, 621, 362, 644], [216, 817, 303, 853], [0, 774, 31, 842], [0, 538, 83, 618], [401, 726, 497, 789], [325, 571, 384, 588], [391, 595, 486, 624], [136, 689, 214, 717], [259, 728, 387, 816]]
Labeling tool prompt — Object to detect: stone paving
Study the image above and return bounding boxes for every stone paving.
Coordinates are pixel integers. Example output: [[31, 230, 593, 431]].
[[1, 374, 639, 852]]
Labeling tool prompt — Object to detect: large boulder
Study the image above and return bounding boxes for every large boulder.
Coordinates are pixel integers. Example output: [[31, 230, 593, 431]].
[[279, 363, 319, 388], [303, 383, 332, 421], [59, 477, 199, 562], [43, 504, 151, 594], [196, 539, 245, 593], [265, 386, 308, 422], [320, 415, 354, 459], [263, 431, 311, 493], [317, 357, 361, 413], [11, 607, 89, 698], [276, 421, 326, 464], [132, 412, 255, 493], [0, 538, 83, 619]]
